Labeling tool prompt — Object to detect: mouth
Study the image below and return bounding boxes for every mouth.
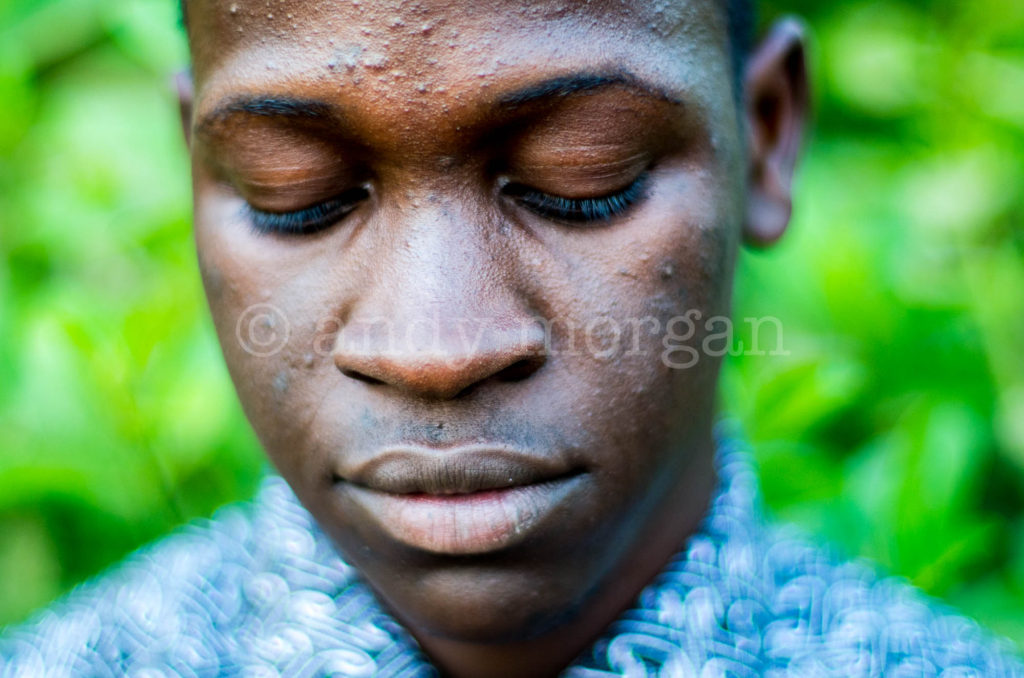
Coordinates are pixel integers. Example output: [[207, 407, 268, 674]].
[[334, 446, 586, 555]]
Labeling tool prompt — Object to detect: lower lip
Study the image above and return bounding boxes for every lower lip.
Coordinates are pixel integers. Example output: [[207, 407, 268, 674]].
[[342, 477, 583, 555]]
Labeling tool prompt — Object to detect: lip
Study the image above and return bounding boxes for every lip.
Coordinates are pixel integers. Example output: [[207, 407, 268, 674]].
[[335, 446, 585, 555]]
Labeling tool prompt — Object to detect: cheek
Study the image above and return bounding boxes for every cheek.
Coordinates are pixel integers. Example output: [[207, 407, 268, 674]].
[[194, 191, 342, 475], [543, 169, 737, 466], [554, 168, 736, 354]]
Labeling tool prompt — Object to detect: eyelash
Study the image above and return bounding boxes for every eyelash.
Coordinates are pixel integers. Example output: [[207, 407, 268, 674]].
[[502, 174, 648, 224], [244, 185, 370, 235], [243, 174, 647, 235]]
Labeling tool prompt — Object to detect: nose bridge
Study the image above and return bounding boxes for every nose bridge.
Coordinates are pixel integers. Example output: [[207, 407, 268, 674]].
[[373, 198, 504, 318], [333, 200, 546, 399]]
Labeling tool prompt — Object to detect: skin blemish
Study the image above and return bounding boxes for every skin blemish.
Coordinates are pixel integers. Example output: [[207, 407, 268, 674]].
[[361, 51, 390, 70], [273, 370, 289, 395], [327, 44, 364, 71]]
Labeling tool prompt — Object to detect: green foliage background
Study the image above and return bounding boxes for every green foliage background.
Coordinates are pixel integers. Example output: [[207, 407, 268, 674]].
[[1, 0, 1023, 647]]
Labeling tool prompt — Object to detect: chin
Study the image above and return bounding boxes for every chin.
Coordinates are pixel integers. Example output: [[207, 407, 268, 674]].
[[313, 504, 603, 645], [375, 560, 590, 644]]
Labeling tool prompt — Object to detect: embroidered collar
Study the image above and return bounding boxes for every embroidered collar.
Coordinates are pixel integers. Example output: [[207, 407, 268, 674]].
[[3, 433, 1022, 676]]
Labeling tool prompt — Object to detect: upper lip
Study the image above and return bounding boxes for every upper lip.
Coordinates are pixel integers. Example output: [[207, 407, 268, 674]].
[[338, 446, 581, 495]]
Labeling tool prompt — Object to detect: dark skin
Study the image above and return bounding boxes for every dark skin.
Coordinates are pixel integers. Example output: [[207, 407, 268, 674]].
[[180, 1, 807, 676]]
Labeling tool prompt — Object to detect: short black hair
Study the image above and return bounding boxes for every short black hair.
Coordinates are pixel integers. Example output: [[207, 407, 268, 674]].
[[726, 0, 757, 83]]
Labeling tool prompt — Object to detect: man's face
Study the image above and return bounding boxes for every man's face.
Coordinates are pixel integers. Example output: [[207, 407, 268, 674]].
[[187, 0, 748, 650]]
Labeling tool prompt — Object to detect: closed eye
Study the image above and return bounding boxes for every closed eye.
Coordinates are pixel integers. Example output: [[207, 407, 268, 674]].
[[243, 185, 371, 235], [501, 173, 648, 224]]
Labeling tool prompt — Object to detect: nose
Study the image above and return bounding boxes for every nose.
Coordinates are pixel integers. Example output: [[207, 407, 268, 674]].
[[331, 202, 547, 400], [333, 318, 546, 400]]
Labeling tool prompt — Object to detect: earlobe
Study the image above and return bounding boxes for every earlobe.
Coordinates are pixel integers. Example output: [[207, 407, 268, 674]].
[[742, 18, 809, 248], [175, 69, 194, 149]]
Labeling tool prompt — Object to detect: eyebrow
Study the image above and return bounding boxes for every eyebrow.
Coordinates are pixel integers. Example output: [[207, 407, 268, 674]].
[[497, 71, 682, 108], [195, 70, 681, 137], [196, 97, 339, 135]]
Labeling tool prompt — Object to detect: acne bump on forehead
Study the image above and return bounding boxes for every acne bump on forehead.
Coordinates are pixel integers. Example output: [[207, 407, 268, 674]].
[[180, 0, 756, 78], [180, 1, 756, 188]]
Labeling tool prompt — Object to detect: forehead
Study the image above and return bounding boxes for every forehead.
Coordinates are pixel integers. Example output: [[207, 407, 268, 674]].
[[186, 0, 733, 125]]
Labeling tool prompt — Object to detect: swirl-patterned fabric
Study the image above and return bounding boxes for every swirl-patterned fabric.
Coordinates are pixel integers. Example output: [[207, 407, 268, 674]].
[[3, 436, 1022, 677]]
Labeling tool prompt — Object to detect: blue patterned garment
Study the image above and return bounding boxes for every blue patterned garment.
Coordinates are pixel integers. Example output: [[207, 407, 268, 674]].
[[3, 437, 1023, 677]]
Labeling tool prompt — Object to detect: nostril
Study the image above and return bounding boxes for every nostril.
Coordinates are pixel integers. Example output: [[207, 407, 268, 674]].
[[333, 324, 547, 398], [495, 357, 544, 383], [341, 368, 386, 386]]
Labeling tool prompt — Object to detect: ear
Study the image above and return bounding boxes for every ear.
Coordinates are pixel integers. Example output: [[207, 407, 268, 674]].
[[175, 69, 194, 149], [742, 18, 810, 247]]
